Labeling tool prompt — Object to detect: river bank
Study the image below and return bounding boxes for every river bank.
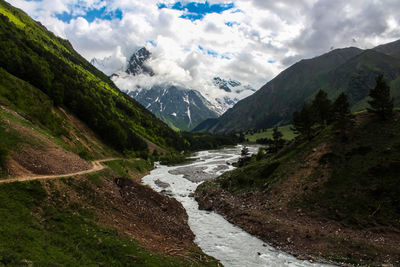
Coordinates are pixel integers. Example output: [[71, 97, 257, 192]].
[[193, 137, 400, 266], [195, 186, 400, 266]]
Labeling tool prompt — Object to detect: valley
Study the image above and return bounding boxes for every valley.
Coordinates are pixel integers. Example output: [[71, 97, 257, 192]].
[[1, 0, 400, 266]]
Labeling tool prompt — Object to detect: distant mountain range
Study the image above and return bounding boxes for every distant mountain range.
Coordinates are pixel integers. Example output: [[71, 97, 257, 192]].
[[92, 47, 255, 131], [194, 39, 400, 134]]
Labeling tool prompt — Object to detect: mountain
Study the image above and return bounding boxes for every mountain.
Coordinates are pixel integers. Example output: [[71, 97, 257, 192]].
[[108, 47, 220, 130], [125, 47, 154, 76], [93, 47, 256, 130], [0, 0, 186, 152], [212, 77, 255, 93], [127, 85, 218, 131], [196, 42, 400, 134]]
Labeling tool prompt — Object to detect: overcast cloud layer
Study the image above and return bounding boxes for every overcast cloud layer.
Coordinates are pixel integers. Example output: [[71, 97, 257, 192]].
[[7, 0, 400, 89]]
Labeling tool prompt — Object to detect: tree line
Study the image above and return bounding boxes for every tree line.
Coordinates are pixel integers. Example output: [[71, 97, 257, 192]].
[[292, 74, 394, 140]]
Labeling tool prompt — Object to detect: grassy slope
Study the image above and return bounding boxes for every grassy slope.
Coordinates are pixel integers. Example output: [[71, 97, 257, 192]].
[[245, 125, 297, 142], [197, 112, 400, 264], [0, 174, 217, 266], [0, 0, 184, 152], [0, 87, 218, 266], [0, 68, 118, 176], [0, 88, 216, 265], [213, 114, 400, 226]]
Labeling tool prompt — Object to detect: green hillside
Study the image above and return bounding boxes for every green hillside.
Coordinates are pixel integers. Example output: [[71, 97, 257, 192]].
[[196, 111, 400, 265], [0, 0, 184, 153], [196, 42, 400, 134]]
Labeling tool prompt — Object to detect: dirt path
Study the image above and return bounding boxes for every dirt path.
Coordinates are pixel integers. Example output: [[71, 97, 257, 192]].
[[0, 158, 122, 184]]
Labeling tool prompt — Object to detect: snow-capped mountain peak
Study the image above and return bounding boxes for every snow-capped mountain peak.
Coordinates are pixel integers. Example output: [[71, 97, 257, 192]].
[[126, 47, 154, 76]]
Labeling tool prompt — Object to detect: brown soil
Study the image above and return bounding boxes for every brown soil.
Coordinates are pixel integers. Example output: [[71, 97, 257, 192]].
[[195, 143, 400, 266], [0, 158, 120, 184], [145, 140, 168, 155], [41, 174, 217, 264], [11, 145, 92, 176]]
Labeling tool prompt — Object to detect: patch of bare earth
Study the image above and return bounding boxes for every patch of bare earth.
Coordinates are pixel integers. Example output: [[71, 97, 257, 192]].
[[11, 145, 91, 176], [195, 142, 400, 266], [3, 113, 91, 177], [40, 174, 216, 264], [145, 140, 168, 155]]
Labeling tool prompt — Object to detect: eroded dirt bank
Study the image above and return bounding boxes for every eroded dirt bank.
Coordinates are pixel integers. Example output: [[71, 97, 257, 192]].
[[41, 172, 217, 264], [195, 188, 400, 266]]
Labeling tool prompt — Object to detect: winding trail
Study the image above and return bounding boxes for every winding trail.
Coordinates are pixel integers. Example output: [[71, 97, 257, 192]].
[[0, 158, 121, 184]]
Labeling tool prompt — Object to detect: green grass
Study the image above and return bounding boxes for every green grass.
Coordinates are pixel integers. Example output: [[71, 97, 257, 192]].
[[103, 159, 153, 177], [245, 125, 297, 142], [0, 180, 216, 266], [158, 153, 195, 166]]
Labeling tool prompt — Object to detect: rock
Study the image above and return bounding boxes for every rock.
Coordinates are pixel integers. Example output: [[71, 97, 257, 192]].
[[155, 179, 170, 189]]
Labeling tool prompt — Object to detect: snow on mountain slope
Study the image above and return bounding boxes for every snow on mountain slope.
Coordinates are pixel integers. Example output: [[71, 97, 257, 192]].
[[91, 47, 256, 129]]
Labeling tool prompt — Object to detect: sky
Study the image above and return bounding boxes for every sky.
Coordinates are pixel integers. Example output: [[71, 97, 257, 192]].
[[6, 0, 400, 90]]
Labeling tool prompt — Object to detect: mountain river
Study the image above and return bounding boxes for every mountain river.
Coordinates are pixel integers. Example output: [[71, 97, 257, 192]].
[[142, 146, 332, 267]]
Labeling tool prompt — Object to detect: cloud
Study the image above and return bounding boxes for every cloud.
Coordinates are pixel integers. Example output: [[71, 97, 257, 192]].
[[6, 0, 400, 91]]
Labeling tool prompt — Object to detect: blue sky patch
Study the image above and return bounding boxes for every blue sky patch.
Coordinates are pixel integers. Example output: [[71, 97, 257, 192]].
[[147, 40, 157, 47], [198, 45, 218, 57], [207, 50, 218, 57], [225, 21, 240, 27], [56, 6, 122, 23], [268, 59, 276, 63], [158, 1, 234, 21]]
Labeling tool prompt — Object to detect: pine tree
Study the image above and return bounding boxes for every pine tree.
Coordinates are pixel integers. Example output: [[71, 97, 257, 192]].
[[292, 103, 315, 140], [332, 92, 353, 138], [272, 126, 284, 152], [241, 146, 249, 157], [312, 89, 332, 125], [367, 74, 393, 120]]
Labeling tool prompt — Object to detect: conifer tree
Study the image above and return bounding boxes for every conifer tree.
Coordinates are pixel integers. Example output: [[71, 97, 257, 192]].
[[332, 92, 353, 137], [312, 89, 332, 125], [368, 74, 393, 120], [272, 126, 284, 152], [292, 103, 315, 140], [241, 146, 249, 157]]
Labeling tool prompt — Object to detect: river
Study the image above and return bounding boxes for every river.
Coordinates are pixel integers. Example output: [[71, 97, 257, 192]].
[[142, 146, 332, 267]]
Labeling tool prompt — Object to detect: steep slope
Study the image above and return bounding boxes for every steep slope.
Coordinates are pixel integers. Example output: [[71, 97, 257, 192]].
[[197, 42, 400, 134], [196, 112, 400, 265], [0, 0, 184, 152], [128, 85, 218, 131]]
